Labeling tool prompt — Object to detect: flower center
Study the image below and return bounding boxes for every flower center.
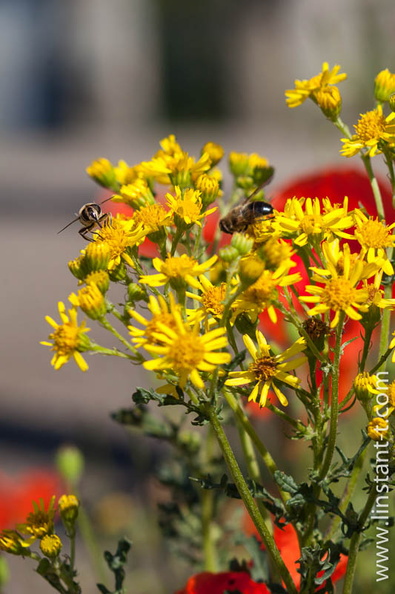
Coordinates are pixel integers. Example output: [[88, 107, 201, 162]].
[[355, 110, 386, 141], [321, 277, 358, 309], [50, 325, 80, 355], [146, 313, 177, 342], [168, 333, 205, 372], [355, 218, 393, 248], [202, 285, 226, 316], [299, 214, 323, 235], [243, 273, 276, 304], [134, 204, 168, 231], [249, 356, 277, 381], [161, 256, 196, 278]]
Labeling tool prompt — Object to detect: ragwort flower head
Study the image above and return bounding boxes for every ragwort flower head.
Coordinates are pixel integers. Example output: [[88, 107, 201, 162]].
[[132, 203, 173, 235], [232, 267, 302, 324], [41, 302, 91, 371], [226, 330, 307, 407], [273, 196, 353, 247], [166, 186, 217, 227], [142, 311, 231, 390], [18, 496, 56, 541], [285, 62, 347, 109], [139, 254, 218, 290], [374, 68, 395, 102], [93, 216, 147, 269], [300, 241, 382, 327], [113, 179, 156, 209], [129, 294, 182, 348], [340, 105, 395, 157], [186, 275, 232, 327], [353, 209, 395, 275], [0, 530, 31, 555]]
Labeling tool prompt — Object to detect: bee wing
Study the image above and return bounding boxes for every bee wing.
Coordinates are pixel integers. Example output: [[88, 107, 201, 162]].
[[57, 216, 80, 234], [245, 169, 275, 203]]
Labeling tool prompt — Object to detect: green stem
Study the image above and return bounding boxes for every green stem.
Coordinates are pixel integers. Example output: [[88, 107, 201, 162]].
[[319, 312, 345, 480], [206, 405, 297, 593], [76, 505, 107, 584], [99, 317, 137, 353], [361, 154, 385, 219], [201, 425, 219, 572], [377, 285, 392, 370], [342, 485, 378, 594]]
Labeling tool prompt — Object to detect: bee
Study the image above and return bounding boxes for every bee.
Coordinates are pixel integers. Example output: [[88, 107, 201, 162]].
[[57, 196, 114, 240], [219, 181, 274, 234]]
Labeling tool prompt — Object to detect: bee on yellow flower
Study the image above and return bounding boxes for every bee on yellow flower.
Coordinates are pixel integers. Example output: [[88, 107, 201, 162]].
[[225, 331, 307, 407], [92, 216, 147, 269], [273, 197, 353, 247]]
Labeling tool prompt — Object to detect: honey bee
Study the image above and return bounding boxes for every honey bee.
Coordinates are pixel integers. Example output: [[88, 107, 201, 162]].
[[219, 182, 273, 234], [58, 196, 114, 240]]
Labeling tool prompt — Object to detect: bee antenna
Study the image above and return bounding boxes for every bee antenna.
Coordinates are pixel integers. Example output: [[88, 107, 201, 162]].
[[57, 216, 80, 234], [100, 195, 116, 205]]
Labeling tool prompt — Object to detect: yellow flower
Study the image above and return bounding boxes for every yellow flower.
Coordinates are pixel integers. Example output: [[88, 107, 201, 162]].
[[353, 210, 395, 276], [139, 254, 218, 290], [166, 186, 217, 227], [201, 141, 225, 166], [273, 197, 353, 246], [40, 534, 62, 558], [229, 151, 270, 177], [225, 331, 307, 407], [374, 69, 395, 102], [194, 173, 221, 205], [142, 312, 231, 390], [256, 238, 297, 274], [113, 179, 155, 209], [313, 85, 342, 120], [186, 275, 231, 324], [41, 302, 91, 371], [340, 105, 395, 157], [232, 267, 302, 324], [367, 417, 389, 441], [129, 294, 182, 348], [113, 160, 147, 185], [84, 270, 110, 294], [69, 283, 107, 320], [132, 203, 173, 234], [84, 241, 112, 271], [354, 372, 380, 397], [285, 62, 347, 108], [300, 242, 381, 327], [18, 497, 56, 541], [0, 530, 31, 555], [86, 158, 117, 188], [58, 494, 80, 527], [92, 216, 146, 269]]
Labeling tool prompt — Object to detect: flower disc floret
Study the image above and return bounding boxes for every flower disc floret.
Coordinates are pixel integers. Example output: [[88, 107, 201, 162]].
[[41, 302, 91, 371], [93, 216, 147, 269], [340, 106, 395, 157], [225, 331, 307, 407]]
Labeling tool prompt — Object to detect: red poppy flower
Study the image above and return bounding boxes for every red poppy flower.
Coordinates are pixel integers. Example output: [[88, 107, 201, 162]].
[[175, 570, 271, 594], [0, 469, 62, 530], [245, 517, 347, 591]]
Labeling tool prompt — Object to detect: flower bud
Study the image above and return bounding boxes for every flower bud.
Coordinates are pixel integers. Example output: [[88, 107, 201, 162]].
[[127, 283, 148, 303], [40, 534, 62, 559], [230, 233, 254, 256], [84, 270, 110, 294], [68, 255, 88, 280], [238, 254, 265, 287], [229, 152, 250, 177], [195, 173, 220, 206], [201, 142, 225, 166], [219, 246, 240, 263], [58, 495, 80, 534], [69, 284, 107, 320], [56, 445, 84, 486], [116, 179, 155, 209], [367, 417, 389, 441], [389, 93, 395, 113], [314, 86, 342, 120], [86, 158, 117, 189], [374, 69, 395, 102], [84, 241, 111, 272], [354, 372, 379, 406]]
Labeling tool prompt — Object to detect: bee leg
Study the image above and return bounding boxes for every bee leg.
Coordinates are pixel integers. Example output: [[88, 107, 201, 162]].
[[79, 227, 94, 241]]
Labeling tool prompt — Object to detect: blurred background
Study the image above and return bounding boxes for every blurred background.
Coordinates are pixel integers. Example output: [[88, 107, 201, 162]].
[[1, 0, 395, 592]]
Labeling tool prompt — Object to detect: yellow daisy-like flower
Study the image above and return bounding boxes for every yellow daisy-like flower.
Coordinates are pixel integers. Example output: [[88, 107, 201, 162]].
[[353, 209, 395, 276], [18, 497, 56, 541], [0, 530, 31, 555], [129, 294, 182, 348], [313, 85, 342, 119], [113, 179, 156, 209], [256, 238, 297, 274], [92, 216, 147, 269], [300, 242, 381, 327], [285, 62, 347, 108], [225, 331, 307, 407], [273, 197, 353, 247], [113, 160, 147, 186], [231, 267, 301, 324], [166, 186, 217, 227], [141, 150, 212, 186], [374, 68, 395, 102], [132, 203, 173, 234], [186, 275, 232, 325], [41, 302, 91, 371], [139, 254, 218, 290], [340, 105, 395, 157], [201, 141, 225, 166], [142, 312, 231, 390]]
